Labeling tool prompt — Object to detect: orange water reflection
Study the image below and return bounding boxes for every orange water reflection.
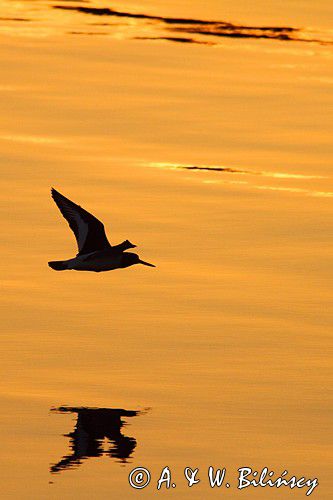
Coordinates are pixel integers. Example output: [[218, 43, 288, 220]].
[[0, 1, 332, 499]]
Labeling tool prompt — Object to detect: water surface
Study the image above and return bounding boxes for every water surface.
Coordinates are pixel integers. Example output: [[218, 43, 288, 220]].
[[0, 1, 332, 498]]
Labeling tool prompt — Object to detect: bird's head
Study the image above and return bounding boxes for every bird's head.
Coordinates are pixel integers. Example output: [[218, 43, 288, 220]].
[[123, 239, 137, 249], [121, 252, 156, 269]]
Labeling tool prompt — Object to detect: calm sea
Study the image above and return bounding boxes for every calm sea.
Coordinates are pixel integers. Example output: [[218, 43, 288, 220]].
[[0, 1, 332, 498]]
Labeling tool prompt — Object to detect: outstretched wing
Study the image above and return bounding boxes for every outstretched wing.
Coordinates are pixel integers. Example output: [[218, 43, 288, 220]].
[[51, 188, 112, 255]]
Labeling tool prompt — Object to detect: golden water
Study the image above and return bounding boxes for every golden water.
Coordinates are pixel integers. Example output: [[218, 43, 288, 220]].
[[0, 1, 332, 498]]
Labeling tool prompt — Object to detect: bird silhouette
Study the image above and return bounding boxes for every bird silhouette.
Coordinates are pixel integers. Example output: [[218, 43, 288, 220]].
[[50, 406, 141, 473], [48, 188, 155, 272]]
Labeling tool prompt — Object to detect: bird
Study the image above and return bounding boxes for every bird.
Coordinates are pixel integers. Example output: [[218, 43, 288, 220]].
[[48, 188, 155, 272]]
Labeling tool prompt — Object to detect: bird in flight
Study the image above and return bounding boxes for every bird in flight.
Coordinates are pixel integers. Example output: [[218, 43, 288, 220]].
[[48, 188, 155, 272]]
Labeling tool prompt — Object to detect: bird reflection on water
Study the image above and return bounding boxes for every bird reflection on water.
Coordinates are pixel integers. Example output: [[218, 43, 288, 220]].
[[50, 406, 143, 473]]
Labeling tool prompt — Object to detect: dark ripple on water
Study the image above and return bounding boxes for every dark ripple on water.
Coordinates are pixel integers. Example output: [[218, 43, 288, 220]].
[[1, 1, 332, 46], [52, 4, 333, 45]]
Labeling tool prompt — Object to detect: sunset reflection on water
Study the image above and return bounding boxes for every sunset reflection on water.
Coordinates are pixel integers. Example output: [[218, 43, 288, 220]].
[[0, 1, 332, 499]]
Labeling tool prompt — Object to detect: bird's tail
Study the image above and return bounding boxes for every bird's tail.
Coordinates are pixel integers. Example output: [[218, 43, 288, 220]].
[[48, 260, 68, 271]]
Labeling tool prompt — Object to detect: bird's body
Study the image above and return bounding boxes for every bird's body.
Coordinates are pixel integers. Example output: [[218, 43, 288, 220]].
[[50, 249, 137, 272], [48, 188, 155, 272]]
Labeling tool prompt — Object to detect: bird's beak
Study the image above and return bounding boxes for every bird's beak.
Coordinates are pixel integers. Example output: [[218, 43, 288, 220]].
[[139, 260, 156, 267]]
